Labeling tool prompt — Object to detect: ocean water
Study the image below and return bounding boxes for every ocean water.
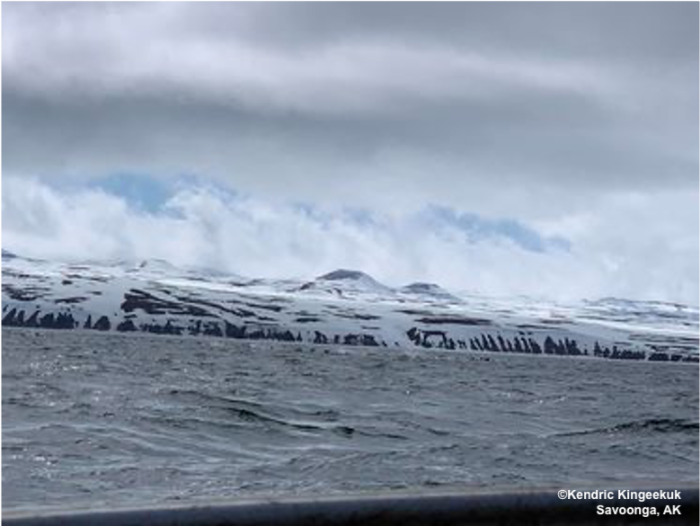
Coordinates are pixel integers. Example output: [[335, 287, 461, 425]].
[[3, 328, 698, 512]]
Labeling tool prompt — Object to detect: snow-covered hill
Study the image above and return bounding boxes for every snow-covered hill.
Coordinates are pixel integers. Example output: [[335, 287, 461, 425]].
[[2, 251, 698, 363]]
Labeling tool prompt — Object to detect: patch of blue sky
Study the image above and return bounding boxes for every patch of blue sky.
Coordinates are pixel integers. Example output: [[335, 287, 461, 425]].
[[423, 205, 571, 253], [289, 202, 332, 227], [85, 172, 172, 213], [82, 172, 240, 215], [339, 207, 383, 229]]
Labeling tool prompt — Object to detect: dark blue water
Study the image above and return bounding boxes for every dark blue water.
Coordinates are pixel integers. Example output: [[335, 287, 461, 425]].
[[3, 328, 698, 512]]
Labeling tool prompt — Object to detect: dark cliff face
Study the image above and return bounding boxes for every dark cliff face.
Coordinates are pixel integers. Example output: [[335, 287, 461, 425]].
[[3, 303, 698, 363], [3, 308, 78, 330], [403, 326, 697, 363]]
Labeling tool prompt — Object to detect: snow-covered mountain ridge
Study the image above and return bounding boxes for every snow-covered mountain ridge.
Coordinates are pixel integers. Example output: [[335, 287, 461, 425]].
[[2, 251, 698, 363]]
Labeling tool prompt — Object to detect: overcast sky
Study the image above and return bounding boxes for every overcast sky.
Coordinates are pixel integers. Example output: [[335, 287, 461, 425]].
[[2, 2, 698, 304]]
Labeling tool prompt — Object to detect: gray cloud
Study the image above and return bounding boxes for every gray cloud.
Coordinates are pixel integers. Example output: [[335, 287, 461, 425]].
[[4, 4, 697, 199]]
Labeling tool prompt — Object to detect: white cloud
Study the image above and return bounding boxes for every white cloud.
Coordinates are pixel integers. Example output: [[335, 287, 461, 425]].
[[3, 176, 697, 305]]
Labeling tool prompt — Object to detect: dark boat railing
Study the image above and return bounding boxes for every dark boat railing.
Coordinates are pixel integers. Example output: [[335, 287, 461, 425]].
[[4, 486, 698, 526]]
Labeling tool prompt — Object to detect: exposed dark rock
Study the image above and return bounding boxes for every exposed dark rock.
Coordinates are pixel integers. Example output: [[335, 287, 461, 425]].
[[335, 312, 381, 321], [35, 312, 74, 329], [202, 322, 223, 337], [649, 352, 670, 362], [2, 308, 18, 326], [189, 320, 202, 336], [295, 317, 321, 323], [24, 311, 39, 328], [122, 289, 211, 317], [318, 269, 370, 281], [117, 320, 138, 332], [225, 322, 246, 339], [140, 320, 184, 335], [55, 297, 87, 305], [93, 316, 111, 331], [416, 316, 491, 326], [343, 333, 380, 347], [406, 327, 449, 349]]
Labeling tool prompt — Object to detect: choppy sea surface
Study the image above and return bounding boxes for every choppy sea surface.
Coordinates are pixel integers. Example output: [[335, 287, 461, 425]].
[[3, 328, 698, 512]]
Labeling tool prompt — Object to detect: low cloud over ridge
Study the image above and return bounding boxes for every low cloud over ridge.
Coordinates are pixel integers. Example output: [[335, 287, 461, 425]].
[[3, 176, 697, 305]]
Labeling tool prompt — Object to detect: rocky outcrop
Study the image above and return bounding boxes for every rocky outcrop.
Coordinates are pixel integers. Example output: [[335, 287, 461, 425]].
[[406, 326, 649, 361]]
